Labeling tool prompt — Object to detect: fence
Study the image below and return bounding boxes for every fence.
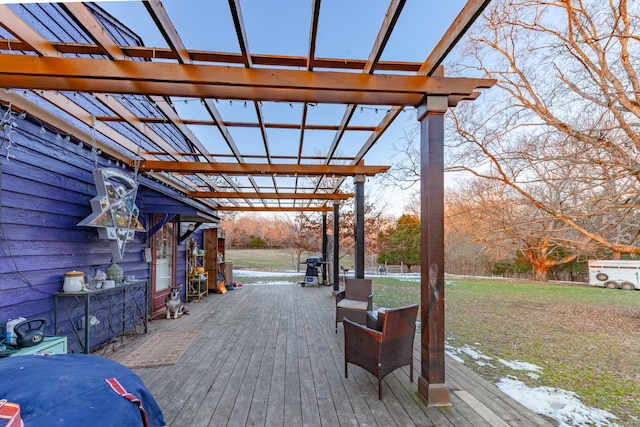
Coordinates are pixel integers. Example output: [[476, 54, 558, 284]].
[[366, 264, 421, 276]]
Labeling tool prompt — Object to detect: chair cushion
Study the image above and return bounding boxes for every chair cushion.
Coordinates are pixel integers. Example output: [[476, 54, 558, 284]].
[[337, 299, 369, 311]]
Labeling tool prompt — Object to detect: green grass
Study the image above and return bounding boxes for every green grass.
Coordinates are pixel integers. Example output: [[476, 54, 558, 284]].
[[226, 248, 312, 271], [226, 248, 354, 272], [374, 277, 640, 426]]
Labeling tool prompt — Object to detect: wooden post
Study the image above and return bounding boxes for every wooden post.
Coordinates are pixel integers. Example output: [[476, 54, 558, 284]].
[[203, 228, 218, 290], [416, 95, 450, 406], [322, 211, 328, 285], [354, 174, 365, 279], [333, 200, 340, 291]]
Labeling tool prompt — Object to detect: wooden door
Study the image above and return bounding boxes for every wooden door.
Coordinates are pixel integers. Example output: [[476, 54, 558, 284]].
[[151, 217, 176, 314]]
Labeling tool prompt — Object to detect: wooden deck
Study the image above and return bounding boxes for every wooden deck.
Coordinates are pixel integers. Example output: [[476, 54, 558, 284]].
[[109, 284, 553, 427]]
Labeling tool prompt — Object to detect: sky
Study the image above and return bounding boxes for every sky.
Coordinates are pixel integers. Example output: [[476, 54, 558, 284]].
[[91, 0, 472, 217]]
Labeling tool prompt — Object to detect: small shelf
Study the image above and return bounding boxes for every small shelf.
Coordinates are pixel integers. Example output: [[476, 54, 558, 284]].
[[8, 335, 67, 356], [186, 247, 208, 300], [54, 281, 148, 354]]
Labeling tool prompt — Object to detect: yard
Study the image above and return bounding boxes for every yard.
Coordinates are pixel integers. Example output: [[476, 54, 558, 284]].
[[375, 276, 640, 427], [227, 250, 640, 426]]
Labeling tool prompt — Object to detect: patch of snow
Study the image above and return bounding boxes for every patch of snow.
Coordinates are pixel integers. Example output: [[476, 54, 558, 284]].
[[497, 377, 620, 427], [444, 343, 463, 363], [244, 280, 296, 286], [233, 270, 302, 277], [497, 358, 543, 373], [445, 351, 465, 364], [460, 345, 493, 362], [476, 361, 496, 368], [446, 343, 620, 426]]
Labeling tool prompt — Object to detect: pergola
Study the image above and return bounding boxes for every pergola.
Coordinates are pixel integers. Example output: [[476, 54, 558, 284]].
[[0, 0, 494, 406]]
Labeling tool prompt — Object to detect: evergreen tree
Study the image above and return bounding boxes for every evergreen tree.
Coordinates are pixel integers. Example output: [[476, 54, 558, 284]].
[[377, 214, 420, 271]]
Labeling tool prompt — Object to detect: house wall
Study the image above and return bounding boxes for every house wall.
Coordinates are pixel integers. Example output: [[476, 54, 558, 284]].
[[0, 112, 209, 346]]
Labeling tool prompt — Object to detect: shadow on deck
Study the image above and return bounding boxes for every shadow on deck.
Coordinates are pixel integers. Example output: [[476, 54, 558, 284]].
[[108, 284, 553, 426]]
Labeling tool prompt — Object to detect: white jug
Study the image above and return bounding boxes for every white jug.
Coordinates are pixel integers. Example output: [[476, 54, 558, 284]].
[[63, 271, 85, 292]]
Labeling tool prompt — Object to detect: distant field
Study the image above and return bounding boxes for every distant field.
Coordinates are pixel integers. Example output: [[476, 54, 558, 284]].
[[226, 248, 354, 272], [225, 248, 314, 272]]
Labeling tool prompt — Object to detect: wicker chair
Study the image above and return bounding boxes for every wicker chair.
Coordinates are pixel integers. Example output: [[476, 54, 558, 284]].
[[343, 304, 419, 399], [335, 278, 373, 332]]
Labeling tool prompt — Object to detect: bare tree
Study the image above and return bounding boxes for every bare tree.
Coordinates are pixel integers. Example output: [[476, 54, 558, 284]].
[[288, 212, 323, 271], [447, 176, 601, 280], [445, 193, 501, 277], [443, 0, 640, 265]]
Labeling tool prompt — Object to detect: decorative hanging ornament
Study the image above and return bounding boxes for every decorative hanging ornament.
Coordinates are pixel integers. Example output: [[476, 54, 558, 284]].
[[78, 168, 145, 261]]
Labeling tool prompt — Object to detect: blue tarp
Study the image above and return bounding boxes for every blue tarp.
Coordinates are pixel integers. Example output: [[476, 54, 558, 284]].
[[0, 354, 165, 427]]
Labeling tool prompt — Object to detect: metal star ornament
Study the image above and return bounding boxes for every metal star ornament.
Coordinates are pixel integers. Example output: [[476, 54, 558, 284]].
[[78, 168, 145, 261]]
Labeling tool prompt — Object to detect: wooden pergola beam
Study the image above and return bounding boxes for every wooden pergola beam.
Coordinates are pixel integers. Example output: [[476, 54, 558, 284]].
[[95, 116, 377, 131], [419, 0, 492, 76], [143, 152, 354, 161], [0, 54, 494, 106], [215, 206, 332, 212], [188, 191, 353, 200], [138, 161, 389, 176], [0, 6, 59, 56], [0, 39, 424, 72]]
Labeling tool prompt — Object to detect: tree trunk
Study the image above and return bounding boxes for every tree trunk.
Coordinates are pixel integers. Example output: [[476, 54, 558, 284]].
[[296, 250, 303, 272], [532, 266, 548, 282]]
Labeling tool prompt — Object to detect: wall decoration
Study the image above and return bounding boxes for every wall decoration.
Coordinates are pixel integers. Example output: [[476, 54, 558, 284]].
[[78, 168, 145, 261]]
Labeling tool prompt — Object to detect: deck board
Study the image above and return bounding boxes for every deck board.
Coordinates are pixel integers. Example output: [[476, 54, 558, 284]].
[[109, 284, 553, 427]]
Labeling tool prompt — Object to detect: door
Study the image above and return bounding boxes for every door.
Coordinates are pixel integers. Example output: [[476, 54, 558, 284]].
[[151, 217, 175, 314]]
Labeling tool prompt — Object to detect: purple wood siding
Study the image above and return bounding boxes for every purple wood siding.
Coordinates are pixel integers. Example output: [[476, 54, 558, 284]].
[[1, 117, 213, 347], [0, 3, 217, 350], [0, 120, 148, 335]]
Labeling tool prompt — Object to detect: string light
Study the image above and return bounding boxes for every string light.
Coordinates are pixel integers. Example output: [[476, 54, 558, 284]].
[[90, 115, 100, 166], [1, 103, 17, 159]]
